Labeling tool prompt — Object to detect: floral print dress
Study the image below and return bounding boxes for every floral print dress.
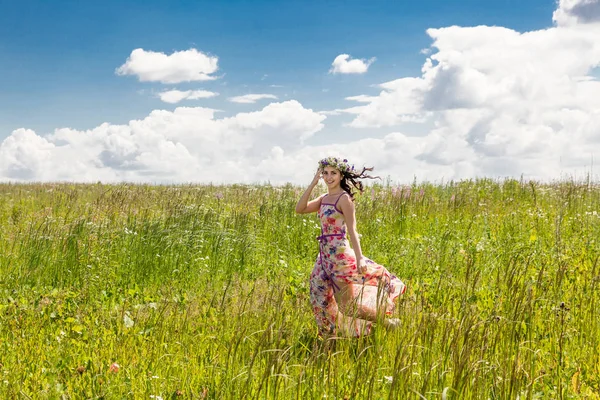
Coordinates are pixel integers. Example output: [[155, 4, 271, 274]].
[[309, 192, 406, 337]]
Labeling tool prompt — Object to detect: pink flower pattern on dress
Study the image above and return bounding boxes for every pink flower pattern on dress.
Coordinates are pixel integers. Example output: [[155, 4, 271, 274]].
[[309, 193, 406, 337]]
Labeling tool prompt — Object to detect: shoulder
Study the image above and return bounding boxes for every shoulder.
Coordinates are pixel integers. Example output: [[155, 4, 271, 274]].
[[315, 193, 327, 205], [337, 192, 354, 209], [338, 191, 351, 201]]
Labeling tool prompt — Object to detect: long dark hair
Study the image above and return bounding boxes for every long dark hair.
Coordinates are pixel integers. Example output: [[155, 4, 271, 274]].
[[340, 166, 380, 200]]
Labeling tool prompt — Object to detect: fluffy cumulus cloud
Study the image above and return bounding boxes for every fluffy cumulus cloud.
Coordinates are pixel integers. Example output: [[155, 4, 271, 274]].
[[335, 0, 600, 181], [553, 0, 600, 26], [158, 89, 219, 104], [0, 111, 498, 185], [116, 48, 219, 83], [0, 101, 327, 184], [329, 54, 375, 74], [0, 129, 56, 180], [228, 94, 278, 104]]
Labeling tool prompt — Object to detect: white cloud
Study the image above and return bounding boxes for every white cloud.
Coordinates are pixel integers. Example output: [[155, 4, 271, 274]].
[[335, 5, 600, 180], [0, 129, 56, 180], [345, 95, 379, 103], [228, 94, 278, 104], [0, 101, 326, 183], [329, 54, 375, 74], [116, 48, 219, 84], [317, 110, 343, 116], [158, 89, 219, 104], [553, 0, 600, 26]]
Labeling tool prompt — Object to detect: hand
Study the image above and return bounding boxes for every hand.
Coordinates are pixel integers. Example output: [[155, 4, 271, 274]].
[[310, 167, 322, 186], [357, 258, 367, 274]]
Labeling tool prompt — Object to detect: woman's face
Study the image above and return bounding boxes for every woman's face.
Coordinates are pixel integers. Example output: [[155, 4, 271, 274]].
[[322, 166, 342, 188]]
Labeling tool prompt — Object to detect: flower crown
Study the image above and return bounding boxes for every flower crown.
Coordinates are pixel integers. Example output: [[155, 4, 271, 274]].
[[318, 157, 355, 173]]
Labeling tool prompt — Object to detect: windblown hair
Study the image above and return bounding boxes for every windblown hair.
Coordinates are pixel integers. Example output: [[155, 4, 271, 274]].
[[340, 166, 380, 200]]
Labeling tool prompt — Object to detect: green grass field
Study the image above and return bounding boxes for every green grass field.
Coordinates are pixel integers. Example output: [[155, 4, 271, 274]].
[[1, 179, 599, 399]]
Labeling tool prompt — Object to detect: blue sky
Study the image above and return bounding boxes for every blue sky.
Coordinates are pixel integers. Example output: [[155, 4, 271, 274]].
[[2, 0, 599, 184], [0, 0, 555, 137]]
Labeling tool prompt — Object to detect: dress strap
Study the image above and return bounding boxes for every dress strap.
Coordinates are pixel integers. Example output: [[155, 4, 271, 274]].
[[333, 191, 347, 213], [333, 191, 347, 207]]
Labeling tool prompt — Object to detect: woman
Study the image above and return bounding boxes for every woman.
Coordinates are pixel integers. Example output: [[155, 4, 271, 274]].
[[296, 157, 406, 337]]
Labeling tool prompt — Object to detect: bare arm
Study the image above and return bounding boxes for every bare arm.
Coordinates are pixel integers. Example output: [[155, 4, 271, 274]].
[[295, 168, 323, 214], [339, 194, 366, 272]]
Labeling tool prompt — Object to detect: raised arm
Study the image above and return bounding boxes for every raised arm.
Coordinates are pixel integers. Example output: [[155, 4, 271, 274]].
[[295, 168, 324, 214]]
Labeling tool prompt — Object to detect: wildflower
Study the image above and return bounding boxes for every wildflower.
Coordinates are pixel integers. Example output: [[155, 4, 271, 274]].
[[123, 313, 134, 328], [215, 192, 224, 200], [318, 157, 352, 173], [109, 362, 120, 373]]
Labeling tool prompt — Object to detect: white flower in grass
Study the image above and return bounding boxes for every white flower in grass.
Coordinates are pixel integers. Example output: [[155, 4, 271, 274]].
[[123, 313, 134, 328], [476, 240, 485, 252]]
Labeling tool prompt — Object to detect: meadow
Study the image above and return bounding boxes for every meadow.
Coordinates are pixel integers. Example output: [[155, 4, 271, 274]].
[[0, 179, 599, 399]]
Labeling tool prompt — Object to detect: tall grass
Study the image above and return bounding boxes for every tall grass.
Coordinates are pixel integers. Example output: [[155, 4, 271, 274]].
[[0, 179, 599, 398]]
